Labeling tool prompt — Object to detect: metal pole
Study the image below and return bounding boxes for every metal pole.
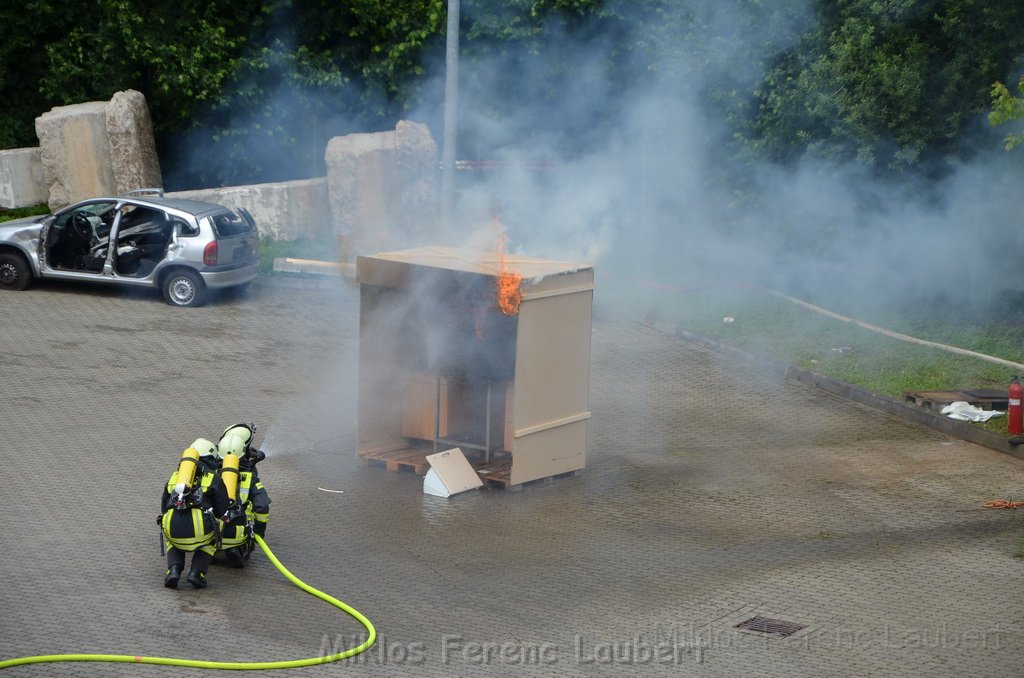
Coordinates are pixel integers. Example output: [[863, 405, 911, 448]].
[[484, 380, 492, 464], [440, 0, 460, 228], [434, 373, 442, 454]]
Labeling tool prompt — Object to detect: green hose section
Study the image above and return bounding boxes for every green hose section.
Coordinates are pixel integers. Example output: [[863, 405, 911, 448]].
[[0, 535, 376, 671]]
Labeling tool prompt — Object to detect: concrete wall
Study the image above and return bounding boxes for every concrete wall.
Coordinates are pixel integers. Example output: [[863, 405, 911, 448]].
[[5, 90, 439, 258], [168, 177, 331, 242], [0, 148, 46, 209]]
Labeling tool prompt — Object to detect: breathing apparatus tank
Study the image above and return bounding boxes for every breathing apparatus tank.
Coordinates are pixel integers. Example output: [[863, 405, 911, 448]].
[[221, 453, 240, 502], [172, 447, 201, 501]]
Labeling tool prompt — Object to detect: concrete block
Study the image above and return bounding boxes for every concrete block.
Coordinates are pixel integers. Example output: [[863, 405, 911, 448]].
[[34, 89, 162, 210], [168, 177, 332, 243], [35, 101, 115, 210], [325, 120, 439, 256], [105, 89, 162, 195], [0, 147, 46, 209]]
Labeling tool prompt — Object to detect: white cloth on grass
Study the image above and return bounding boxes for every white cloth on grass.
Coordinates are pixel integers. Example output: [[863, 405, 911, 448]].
[[939, 401, 1004, 423]]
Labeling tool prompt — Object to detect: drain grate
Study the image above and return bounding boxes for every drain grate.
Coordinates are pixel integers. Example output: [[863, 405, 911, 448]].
[[734, 616, 806, 638]]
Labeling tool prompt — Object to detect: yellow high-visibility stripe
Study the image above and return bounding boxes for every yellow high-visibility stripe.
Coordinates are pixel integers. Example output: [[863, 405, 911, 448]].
[[161, 509, 214, 550]]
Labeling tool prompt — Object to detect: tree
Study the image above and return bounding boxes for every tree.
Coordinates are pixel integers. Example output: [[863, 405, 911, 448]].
[[744, 0, 1024, 174], [990, 76, 1024, 150], [0, 0, 87, 149]]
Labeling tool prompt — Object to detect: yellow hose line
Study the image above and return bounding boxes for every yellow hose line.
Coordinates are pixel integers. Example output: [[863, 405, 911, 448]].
[[0, 535, 376, 671]]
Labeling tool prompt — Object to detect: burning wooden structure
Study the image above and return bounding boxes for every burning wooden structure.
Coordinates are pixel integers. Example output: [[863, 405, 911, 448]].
[[356, 246, 594, 487]]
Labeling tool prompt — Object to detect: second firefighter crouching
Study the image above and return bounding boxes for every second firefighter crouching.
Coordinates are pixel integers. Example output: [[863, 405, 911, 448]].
[[160, 438, 239, 589], [217, 422, 271, 568]]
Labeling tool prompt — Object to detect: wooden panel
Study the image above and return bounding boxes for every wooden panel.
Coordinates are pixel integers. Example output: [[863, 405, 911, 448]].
[[512, 279, 593, 431], [402, 373, 449, 439], [357, 285, 408, 452], [509, 420, 587, 485]]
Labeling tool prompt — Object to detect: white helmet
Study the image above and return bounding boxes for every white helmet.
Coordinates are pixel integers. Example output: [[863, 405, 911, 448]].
[[190, 437, 219, 458], [219, 433, 247, 458]]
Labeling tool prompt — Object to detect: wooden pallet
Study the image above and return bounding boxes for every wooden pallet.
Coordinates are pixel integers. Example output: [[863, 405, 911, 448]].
[[959, 389, 1010, 409], [476, 458, 580, 491], [359, 444, 495, 476], [360, 445, 580, 490], [359, 445, 433, 475], [903, 389, 1008, 411]]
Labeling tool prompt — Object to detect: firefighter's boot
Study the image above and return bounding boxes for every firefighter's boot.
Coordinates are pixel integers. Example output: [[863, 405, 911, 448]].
[[225, 547, 245, 568], [187, 569, 208, 589], [164, 564, 183, 588]]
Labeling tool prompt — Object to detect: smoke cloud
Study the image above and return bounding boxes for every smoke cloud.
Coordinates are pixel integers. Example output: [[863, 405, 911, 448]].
[[405, 0, 1024, 322], [161, 1, 1024, 334]]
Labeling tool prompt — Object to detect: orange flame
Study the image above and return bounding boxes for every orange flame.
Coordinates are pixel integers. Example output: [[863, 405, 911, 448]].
[[495, 225, 522, 315]]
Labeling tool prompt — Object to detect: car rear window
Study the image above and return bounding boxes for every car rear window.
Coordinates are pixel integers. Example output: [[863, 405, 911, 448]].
[[210, 211, 253, 237]]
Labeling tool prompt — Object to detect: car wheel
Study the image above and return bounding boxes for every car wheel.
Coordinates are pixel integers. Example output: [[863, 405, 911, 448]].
[[162, 269, 206, 307], [0, 252, 32, 291]]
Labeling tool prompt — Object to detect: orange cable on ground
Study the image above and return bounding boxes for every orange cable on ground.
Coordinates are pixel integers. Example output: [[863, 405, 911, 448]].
[[982, 499, 1024, 509]]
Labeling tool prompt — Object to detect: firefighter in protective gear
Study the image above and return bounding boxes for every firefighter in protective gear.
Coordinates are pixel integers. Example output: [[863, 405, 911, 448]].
[[218, 423, 271, 567], [160, 438, 231, 589]]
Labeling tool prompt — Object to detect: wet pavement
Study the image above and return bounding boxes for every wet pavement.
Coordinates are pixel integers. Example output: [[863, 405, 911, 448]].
[[1, 275, 1022, 677]]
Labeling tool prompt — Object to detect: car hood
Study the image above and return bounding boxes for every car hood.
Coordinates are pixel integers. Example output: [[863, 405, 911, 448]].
[[0, 216, 44, 247]]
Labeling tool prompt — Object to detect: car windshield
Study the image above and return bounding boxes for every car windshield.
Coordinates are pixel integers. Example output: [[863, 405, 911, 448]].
[[78, 203, 113, 217], [210, 211, 253, 237]]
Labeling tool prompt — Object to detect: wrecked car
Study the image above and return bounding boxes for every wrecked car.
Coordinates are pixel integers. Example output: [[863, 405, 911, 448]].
[[0, 190, 258, 307]]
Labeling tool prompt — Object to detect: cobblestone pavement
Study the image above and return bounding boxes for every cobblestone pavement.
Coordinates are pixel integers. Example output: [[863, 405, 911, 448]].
[[1, 275, 1022, 677]]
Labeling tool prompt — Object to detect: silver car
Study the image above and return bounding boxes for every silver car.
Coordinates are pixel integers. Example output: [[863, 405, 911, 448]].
[[0, 190, 258, 307]]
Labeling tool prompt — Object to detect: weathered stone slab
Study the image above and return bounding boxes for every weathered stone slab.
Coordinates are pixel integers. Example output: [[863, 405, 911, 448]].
[[325, 120, 438, 255], [168, 177, 331, 242], [105, 89, 162, 195], [35, 101, 115, 210], [0, 147, 46, 209], [34, 89, 162, 210]]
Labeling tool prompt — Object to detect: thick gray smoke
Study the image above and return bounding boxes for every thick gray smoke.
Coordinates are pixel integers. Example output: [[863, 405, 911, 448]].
[[413, 1, 1024, 321], [158, 0, 1024, 322]]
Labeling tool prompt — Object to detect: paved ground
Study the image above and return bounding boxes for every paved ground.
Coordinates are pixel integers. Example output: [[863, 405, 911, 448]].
[[1, 274, 1022, 677]]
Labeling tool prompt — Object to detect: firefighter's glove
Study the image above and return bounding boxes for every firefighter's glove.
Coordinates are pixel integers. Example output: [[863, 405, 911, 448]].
[[222, 501, 244, 523], [248, 448, 266, 465]]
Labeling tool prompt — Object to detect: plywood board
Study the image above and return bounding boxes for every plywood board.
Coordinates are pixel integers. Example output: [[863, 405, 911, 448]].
[[423, 448, 484, 497], [513, 275, 593, 428], [509, 420, 588, 485]]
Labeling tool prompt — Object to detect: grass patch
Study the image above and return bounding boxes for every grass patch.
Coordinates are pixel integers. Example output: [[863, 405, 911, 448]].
[[0, 204, 49, 223], [622, 282, 1024, 438]]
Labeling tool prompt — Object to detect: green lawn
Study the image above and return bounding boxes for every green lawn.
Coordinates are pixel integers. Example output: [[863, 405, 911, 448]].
[[609, 281, 1024, 436], [0, 205, 48, 222]]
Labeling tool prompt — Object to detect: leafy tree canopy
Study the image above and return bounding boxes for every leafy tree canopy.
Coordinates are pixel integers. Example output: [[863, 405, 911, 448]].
[[2, 0, 1024, 187], [990, 76, 1024, 150]]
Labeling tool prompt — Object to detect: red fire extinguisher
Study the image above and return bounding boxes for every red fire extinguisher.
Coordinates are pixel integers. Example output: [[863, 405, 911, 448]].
[[1009, 376, 1023, 437]]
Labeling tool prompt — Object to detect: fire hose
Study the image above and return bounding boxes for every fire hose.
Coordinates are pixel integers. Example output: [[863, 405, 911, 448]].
[[0, 535, 376, 671]]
